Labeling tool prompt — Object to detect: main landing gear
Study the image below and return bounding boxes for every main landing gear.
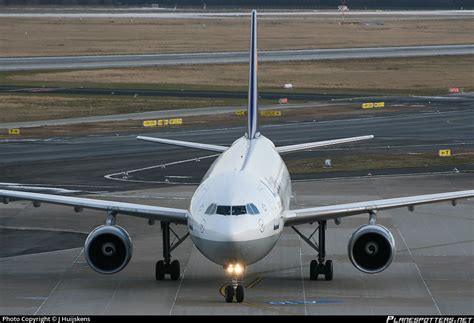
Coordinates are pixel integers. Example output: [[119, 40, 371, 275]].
[[292, 220, 333, 281], [155, 222, 189, 281], [223, 264, 245, 303]]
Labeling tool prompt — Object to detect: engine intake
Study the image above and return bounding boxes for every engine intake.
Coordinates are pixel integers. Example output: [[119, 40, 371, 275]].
[[84, 225, 132, 274], [348, 224, 395, 274]]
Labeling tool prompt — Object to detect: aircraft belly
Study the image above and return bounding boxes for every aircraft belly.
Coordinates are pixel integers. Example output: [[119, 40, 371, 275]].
[[191, 233, 280, 266]]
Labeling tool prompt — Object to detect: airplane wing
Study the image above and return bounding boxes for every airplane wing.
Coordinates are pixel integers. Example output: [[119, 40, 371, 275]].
[[137, 136, 228, 152], [0, 189, 188, 225], [283, 190, 474, 226], [276, 135, 374, 154]]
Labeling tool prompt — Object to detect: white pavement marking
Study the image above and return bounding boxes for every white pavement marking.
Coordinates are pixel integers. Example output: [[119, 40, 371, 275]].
[[33, 280, 61, 316], [104, 154, 219, 184], [169, 260, 188, 316], [298, 236, 308, 316], [396, 227, 442, 315], [103, 280, 121, 315], [33, 249, 84, 315]]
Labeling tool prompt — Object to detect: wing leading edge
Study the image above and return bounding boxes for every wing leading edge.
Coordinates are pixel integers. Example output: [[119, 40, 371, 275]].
[[0, 189, 188, 224], [284, 190, 474, 226]]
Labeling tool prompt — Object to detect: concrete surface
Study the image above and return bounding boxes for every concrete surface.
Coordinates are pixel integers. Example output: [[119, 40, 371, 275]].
[[1, 45, 473, 71], [0, 173, 473, 315]]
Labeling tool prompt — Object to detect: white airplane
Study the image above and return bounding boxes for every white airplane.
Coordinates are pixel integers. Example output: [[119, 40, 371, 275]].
[[1, 10, 473, 304]]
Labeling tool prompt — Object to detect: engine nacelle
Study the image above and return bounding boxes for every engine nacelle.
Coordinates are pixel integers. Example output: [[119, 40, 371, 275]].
[[348, 224, 395, 274], [84, 225, 132, 274]]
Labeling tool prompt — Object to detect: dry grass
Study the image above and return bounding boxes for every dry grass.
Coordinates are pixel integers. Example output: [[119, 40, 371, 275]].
[[1, 17, 473, 57], [286, 152, 474, 174], [0, 93, 247, 122], [7, 55, 474, 94]]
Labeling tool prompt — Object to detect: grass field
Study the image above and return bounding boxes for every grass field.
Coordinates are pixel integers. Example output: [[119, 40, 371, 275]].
[[1, 16, 473, 57], [0, 93, 250, 122], [3, 55, 474, 95], [286, 152, 474, 174]]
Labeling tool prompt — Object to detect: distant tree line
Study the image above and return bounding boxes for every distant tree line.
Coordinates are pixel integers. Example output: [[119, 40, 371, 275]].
[[0, 0, 472, 9]]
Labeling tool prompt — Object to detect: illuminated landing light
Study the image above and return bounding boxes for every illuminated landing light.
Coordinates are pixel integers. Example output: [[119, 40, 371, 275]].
[[235, 264, 242, 274], [225, 263, 244, 275]]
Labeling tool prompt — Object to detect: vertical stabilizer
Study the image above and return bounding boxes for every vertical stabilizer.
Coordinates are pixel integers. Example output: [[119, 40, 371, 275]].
[[247, 10, 259, 139]]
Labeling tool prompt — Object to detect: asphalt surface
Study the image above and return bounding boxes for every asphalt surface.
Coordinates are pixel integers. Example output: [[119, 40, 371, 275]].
[[0, 228, 86, 258], [1, 97, 473, 192], [0, 85, 355, 100], [1, 173, 473, 314], [0, 91, 473, 314], [1, 45, 473, 71], [1, 9, 473, 18]]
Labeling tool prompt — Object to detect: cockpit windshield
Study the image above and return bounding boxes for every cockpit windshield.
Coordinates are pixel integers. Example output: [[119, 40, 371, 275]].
[[246, 203, 260, 214], [216, 205, 231, 215], [205, 203, 217, 215], [206, 203, 260, 216], [231, 205, 247, 215]]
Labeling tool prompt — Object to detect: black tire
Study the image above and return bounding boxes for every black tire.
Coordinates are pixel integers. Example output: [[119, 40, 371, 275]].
[[235, 285, 244, 303], [324, 260, 333, 281], [155, 260, 165, 281], [310, 260, 318, 280], [170, 260, 180, 281], [224, 285, 234, 303]]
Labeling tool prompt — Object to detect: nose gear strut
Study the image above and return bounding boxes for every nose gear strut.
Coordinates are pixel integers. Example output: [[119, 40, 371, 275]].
[[223, 264, 245, 303]]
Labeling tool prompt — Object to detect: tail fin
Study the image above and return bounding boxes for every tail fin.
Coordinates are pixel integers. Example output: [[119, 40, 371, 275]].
[[247, 10, 259, 139]]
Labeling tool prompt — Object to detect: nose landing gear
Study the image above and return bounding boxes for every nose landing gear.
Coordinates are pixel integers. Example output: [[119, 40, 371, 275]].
[[223, 264, 245, 303]]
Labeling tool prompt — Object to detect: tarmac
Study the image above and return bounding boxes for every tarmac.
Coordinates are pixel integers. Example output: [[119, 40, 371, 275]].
[[0, 173, 473, 315], [1, 45, 473, 71], [1, 94, 473, 190], [0, 91, 473, 315]]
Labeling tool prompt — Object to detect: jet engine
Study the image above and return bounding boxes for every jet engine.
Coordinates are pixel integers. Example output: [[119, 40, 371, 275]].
[[84, 225, 132, 274], [348, 224, 395, 274]]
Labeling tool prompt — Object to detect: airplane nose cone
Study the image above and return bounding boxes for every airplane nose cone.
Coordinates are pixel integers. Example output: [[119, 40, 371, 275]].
[[215, 221, 247, 242]]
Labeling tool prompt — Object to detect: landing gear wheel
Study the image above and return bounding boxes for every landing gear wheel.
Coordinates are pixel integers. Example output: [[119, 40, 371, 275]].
[[155, 260, 165, 281], [324, 260, 333, 281], [318, 263, 325, 275], [310, 260, 318, 280], [235, 285, 244, 303], [224, 285, 234, 303], [170, 260, 181, 281]]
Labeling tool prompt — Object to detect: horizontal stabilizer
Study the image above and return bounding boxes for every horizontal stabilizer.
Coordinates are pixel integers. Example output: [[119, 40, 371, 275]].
[[276, 135, 374, 154], [137, 136, 228, 152]]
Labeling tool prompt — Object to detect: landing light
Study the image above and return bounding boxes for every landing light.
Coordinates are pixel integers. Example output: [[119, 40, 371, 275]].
[[226, 263, 244, 275], [235, 264, 242, 274]]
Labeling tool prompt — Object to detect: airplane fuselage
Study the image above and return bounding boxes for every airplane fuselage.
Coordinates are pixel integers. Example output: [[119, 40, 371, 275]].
[[188, 135, 291, 266]]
